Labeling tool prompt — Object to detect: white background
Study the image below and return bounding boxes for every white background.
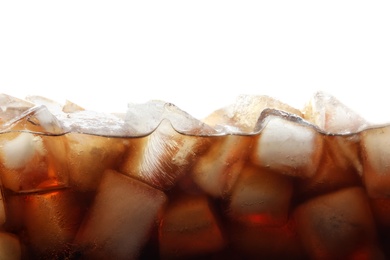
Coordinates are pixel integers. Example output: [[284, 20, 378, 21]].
[[0, 1, 389, 123]]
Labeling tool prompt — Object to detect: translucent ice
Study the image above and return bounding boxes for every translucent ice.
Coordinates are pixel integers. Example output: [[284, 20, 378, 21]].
[[204, 94, 302, 133], [296, 135, 362, 198], [0, 232, 21, 260], [361, 126, 390, 198], [303, 92, 369, 134], [120, 120, 211, 189], [228, 165, 293, 226], [75, 169, 167, 259], [62, 100, 84, 113], [252, 114, 323, 178], [159, 195, 225, 258], [0, 108, 69, 192], [191, 135, 252, 197], [0, 94, 33, 126], [23, 189, 84, 257], [125, 100, 216, 135], [2, 106, 64, 134], [66, 133, 126, 191], [295, 187, 382, 259]]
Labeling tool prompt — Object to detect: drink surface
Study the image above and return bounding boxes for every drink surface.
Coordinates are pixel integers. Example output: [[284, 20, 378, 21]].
[[0, 93, 389, 259]]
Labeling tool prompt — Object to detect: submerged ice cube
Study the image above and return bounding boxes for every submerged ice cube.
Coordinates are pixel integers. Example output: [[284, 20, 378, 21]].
[[0, 232, 21, 260], [23, 189, 85, 257], [66, 133, 126, 191], [295, 187, 382, 259], [0, 132, 69, 192], [75, 169, 167, 259], [191, 135, 252, 197], [361, 126, 390, 198], [296, 135, 362, 199], [228, 165, 293, 226], [159, 195, 225, 258]]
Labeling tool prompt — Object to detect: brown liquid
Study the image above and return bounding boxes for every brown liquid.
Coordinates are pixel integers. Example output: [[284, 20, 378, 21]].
[[0, 122, 388, 259]]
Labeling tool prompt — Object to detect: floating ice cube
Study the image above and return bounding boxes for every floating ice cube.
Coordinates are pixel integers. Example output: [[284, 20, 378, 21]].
[[75, 169, 167, 260], [0, 232, 21, 260], [228, 165, 293, 226], [1, 105, 65, 134], [58, 110, 131, 136], [0, 94, 33, 126], [62, 100, 84, 113], [303, 92, 369, 134], [126, 100, 215, 135], [295, 187, 381, 259], [26, 95, 64, 116], [159, 195, 225, 258], [204, 95, 302, 133], [252, 114, 323, 178], [361, 126, 390, 198]]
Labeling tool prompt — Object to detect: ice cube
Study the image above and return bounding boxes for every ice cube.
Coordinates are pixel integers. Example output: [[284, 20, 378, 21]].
[[296, 135, 362, 199], [125, 100, 215, 135], [204, 94, 302, 133], [191, 135, 252, 197], [252, 114, 323, 178], [23, 189, 85, 257], [303, 91, 369, 134], [62, 100, 84, 113], [0, 232, 21, 260], [75, 169, 167, 259], [0, 132, 48, 192], [122, 101, 215, 189], [228, 165, 293, 226], [295, 187, 381, 259], [159, 195, 225, 258], [26, 95, 64, 116], [228, 218, 305, 259], [0, 94, 33, 126], [0, 132, 69, 193], [66, 133, 126, 191], [361, 126, 390, 198], [2, 105, 64, 134], [120, 119, 212, 190], [58, 110, 131, 136]]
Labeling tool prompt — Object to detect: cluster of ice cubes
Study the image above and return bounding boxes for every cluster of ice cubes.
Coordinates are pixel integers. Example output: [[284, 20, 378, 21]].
[[0, 92, 389, 259]]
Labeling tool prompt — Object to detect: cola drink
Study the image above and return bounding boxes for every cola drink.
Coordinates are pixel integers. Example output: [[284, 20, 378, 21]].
[[0, 93, 388, 259]]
